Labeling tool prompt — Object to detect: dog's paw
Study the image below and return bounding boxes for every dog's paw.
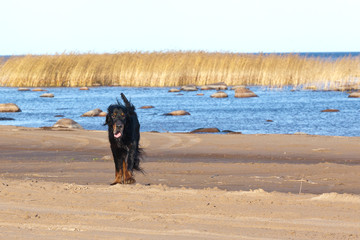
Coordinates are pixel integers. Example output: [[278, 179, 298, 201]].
[[124, 178, 136, 184], [110, 180, 123, 185]]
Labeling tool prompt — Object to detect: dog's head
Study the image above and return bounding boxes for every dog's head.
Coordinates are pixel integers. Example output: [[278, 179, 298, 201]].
[[105, 105, 128, 139]]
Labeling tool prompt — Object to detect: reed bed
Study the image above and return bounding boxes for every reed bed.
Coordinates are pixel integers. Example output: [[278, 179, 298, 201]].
[[0, 51, 359, 89]]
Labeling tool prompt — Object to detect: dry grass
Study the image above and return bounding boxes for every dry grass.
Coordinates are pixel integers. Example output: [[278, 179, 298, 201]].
[[0, 51, 359, 89]]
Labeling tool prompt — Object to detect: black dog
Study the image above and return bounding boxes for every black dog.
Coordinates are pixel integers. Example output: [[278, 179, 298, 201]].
[[104, 93, 142, 185]]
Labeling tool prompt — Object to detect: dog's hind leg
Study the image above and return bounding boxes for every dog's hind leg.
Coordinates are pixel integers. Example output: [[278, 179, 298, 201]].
[[124, 170, 135, 184], [123, 151, 135, 184], [123, 163, 135, 184]]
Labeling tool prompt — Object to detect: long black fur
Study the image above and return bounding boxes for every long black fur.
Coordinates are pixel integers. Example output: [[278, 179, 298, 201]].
[[104, 93, 142, 184]]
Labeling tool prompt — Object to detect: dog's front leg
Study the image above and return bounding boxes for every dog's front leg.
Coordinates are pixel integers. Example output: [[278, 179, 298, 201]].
[[110, 146, 124, 185]]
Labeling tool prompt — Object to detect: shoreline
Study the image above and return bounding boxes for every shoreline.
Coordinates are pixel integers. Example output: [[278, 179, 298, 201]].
[[1, 125, 359, 193], [2, 125, 360, 163]]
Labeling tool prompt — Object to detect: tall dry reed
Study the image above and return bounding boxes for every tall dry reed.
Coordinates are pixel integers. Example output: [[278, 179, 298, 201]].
[[0, 52, 359, 89]]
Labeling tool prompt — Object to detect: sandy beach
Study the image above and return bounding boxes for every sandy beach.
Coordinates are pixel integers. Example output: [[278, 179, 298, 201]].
[[0, 125, 359, 239]]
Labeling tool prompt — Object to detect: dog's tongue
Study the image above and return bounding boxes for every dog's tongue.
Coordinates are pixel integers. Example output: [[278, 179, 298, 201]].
[[114, 132, 122, 138]]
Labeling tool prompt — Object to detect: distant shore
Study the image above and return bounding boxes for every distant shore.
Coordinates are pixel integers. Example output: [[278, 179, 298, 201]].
[[1, 51, 360, 89]]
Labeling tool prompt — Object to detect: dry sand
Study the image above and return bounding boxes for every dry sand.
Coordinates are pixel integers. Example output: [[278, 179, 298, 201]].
[[0, 125, 359, 239]]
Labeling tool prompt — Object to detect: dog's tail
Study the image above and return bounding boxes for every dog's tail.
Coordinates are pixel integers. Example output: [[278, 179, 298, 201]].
[[121, 93, 135, 114]]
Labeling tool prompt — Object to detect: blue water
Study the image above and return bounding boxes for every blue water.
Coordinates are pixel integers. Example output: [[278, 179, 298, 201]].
[[281, 52, 360, 59], [2, 52, 360, 61], [0, 87, 359, 136]]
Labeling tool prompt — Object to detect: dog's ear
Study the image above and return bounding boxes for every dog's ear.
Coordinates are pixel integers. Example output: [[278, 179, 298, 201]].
[[104, 113, 111, 126]]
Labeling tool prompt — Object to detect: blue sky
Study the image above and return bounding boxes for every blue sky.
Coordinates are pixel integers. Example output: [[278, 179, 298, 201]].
[[1, 0, 360, 55]]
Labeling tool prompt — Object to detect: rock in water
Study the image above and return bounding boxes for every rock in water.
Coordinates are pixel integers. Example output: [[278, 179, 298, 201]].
[[0, 103, 21, 112], [168, 88, 180, 92], [0, 117, 15, 121], [348, 91, 360, 98], [210, 91, 228, 98], [164, 110, 190, 116], [32, 88, 47, 92], [18, 88, 30, 91], [40, 93, 54, 98], [98, 111, 107, 117], [234, 87, 258, 98], [321, 109, 340, 112], [53, 118, 83, 129], [190, 128, 220, 133], [140, 106, 155, 109], [201, 82, 228, 90], [180, 85, 198, 91], [81, 108, 103, 117]]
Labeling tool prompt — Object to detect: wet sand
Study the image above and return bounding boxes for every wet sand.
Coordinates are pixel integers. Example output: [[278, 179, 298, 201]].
[[0, 125, 359, 239]]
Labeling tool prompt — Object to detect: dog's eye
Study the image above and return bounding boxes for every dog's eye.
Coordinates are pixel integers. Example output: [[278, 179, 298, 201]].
[[112, 113, 116, 118], [121, 113, 125, 117]]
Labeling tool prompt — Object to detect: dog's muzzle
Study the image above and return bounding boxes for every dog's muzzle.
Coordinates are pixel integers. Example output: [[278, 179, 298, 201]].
[[113, 121, 124, 139]]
